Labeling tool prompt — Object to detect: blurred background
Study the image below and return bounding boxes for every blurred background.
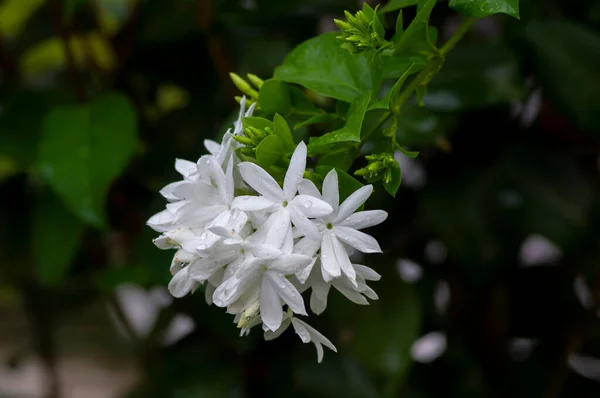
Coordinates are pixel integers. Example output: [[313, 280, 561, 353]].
[[1, 0, 600, 397]]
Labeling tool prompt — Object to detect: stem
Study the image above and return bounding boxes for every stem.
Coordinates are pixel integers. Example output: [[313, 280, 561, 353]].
[[360, 16, 476, 147], [440, 17, 476, 56]]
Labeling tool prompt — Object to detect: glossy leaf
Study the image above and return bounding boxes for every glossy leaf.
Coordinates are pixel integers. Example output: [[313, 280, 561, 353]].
[[379, 0, 418, 13], [272, 114, 294, 151], [308, 92, 371, 154], [32, 191, 84, 286], [274, 32, 382, 103], [256, 135, 285, 168], [36, 92, 137, 228], [258, 79, 291, 114], [393, 0, 438, 58], [449, 0, 520, 19]]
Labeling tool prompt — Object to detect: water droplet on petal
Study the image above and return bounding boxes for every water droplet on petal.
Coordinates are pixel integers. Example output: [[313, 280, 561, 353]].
[[303, 201, 312, 209]]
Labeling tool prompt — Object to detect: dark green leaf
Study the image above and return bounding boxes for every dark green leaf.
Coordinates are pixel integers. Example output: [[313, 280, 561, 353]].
[[361, 3, 385, 39], [384, 163, 402, 196], [308, 92, 371, 154], [274, 32, 382, 103], [256, 135, 284, 168], [379, 0, 418, 13], [293, 114, 335, 130], [36, 92, 137, 228], [272, 113, 294, 150], [32, 191, 84, 286], [526, 20, 600, 133], [449, 0, 520, 19], [424, 43, 522, 111], [371, 62, 420, 110], [258, 79, 291, 114], [315, 165, 363, 202], [316, 143, 358, 172], [393, 0, 438, 57]]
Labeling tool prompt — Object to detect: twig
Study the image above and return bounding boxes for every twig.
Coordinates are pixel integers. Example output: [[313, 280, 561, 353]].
[[47, 0, 85, 102]]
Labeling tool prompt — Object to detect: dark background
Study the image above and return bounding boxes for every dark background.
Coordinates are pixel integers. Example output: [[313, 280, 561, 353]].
[[1, 0, 600, 397]]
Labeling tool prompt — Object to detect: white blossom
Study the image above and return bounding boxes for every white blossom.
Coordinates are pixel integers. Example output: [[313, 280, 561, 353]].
[[147, 98, 388, 362]]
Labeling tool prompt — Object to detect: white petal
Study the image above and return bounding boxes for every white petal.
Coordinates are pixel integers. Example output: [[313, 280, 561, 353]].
[[332, 280, 368, 305], [204, 282, 216, 305], [232, 195, 275, 212], [334, 226, 382, 253], [264, 317, 292, 341], [168, 267, 195, 298], [291, 318, 337, 363], [320, 233, 341, 281], [309, 274, 330, 315], [269, 254, 312, 274], [338, 210, 388, 230], [204, 139, 221, 155], [268, 272, 307, 315], [331, 233, 356, 283], [159, 181, 184, 201], [353, 264, 381, 281], [225, 156, 235, 203], [289, 206, 321, 240], [281, 224, 294, 254], [362, 286, 379, 300], [260, 276, 283, 331], [298, 179, 321, 198], [175, 158, 197, 177], [283, 141, 307, 200], [238, 162, 284, 202], [333, 184, 374, 223], [247, 243, 281, 259], [147, 209, 176, 232], [212, 261, 260, 307], [322, 169, 339, 211], [291, 195, 333, 219], [253, 209, 290, 250]]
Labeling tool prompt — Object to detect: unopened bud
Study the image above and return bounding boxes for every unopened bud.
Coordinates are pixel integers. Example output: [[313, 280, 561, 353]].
[[246, 73, 264, 89], [230, 72, 259, 99], [237, 300, 260, 328]]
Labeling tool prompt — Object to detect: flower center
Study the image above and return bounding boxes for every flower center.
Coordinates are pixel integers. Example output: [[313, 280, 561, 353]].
[[282, 200, 288, 207], [326, 223, 333, 230]]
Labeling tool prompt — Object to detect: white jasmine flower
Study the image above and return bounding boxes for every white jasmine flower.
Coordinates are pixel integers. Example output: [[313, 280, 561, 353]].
[[212, 252, 311, 331], [234, 142, 334, 247], [297, 170, 387, 284]]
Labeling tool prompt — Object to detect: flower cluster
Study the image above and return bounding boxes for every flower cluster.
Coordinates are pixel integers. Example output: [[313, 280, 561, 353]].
[[148, 99, 388, 362]]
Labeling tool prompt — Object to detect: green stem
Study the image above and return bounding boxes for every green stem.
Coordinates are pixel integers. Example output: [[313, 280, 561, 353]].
[[440, 17, 476, 56], [360, 16, 476, 147]]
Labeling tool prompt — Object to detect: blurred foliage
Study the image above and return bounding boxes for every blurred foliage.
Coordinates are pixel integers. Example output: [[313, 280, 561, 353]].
[[0, 0, 600, 397]]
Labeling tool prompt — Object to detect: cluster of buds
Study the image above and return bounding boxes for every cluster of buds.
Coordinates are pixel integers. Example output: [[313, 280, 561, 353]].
[[334, 4, 386, 53], [229, 72, 263, 106], [233, 123, 274, 158], [355, 152, 399, 184]]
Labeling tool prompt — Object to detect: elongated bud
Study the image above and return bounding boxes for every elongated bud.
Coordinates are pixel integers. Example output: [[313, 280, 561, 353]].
[[237, 300, 260, 328], [233, 135, 253, 146], [247, 73, 264, 89], [230, 72, 259, 99]]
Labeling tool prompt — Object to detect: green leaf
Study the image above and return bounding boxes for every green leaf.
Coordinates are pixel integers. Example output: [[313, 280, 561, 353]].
[[32, 191, 84, 286], [393, 0, 438, 57], [36, 92, 137, 228], [526, 20, 600, 133], [272, 113, 294, 150], [258, 79, 291, 114], [256, 135, 284, 168], [379, 0, 418, 13], [384, 163, 402, 196], [449, 0, 520, 19], [361, 3, 385, 39], [242, 116, 273, 132], [423, 42, 522, 111], [274, 32, 382, 103], [308, 92, 371, 154], [293, 114, 335, 130], [315, 166, 363, 202], [316, 143, 358, 172]]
